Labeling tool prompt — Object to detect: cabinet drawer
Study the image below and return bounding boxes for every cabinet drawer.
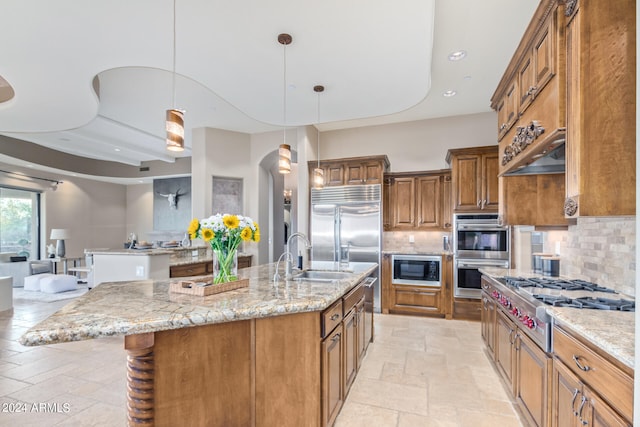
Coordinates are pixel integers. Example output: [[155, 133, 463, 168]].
[[321, 300, 343, 339], [343, 282, 364, 314], [170, 262, 208, 278], [553, 325, 633, 421]]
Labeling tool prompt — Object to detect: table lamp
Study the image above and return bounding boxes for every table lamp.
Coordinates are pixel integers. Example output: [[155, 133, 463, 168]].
[[50, 229, 70, 257]]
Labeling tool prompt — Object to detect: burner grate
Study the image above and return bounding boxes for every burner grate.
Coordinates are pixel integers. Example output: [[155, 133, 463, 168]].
[[532, 294, 635, 311], [502, 276, 617, 293]]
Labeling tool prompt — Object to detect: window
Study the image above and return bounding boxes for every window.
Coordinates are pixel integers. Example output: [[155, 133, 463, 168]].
[[0, 187, 40, 260]]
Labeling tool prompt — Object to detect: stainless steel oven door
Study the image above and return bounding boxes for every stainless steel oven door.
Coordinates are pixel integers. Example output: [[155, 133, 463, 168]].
[[454, 259, 509, 299], [455, 223, 510, 260]]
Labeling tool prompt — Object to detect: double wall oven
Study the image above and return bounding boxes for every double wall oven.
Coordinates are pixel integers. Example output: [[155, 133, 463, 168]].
[[453, 214, 510, 299]]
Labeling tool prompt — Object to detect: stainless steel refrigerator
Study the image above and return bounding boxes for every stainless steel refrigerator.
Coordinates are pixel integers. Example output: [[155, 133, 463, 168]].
[[310, 184, 382, 310]]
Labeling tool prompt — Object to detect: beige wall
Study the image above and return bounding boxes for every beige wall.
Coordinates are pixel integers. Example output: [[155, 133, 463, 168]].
[[126, 183, 154, 243], [320, 112, 497, 172]]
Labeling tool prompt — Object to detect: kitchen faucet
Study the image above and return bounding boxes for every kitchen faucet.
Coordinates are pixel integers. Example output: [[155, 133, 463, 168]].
[[284, 232, 311, 279]]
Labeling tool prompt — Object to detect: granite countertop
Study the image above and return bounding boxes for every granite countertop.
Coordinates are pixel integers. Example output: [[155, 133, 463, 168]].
[[89, 248, 174, 256], [19, 261, 377, 347], [381, 250, 452, 256], [480, 267, 635, 370]]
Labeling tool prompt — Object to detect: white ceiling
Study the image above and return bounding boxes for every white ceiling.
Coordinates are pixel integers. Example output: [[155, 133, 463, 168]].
[[0, 0, 538, 168]]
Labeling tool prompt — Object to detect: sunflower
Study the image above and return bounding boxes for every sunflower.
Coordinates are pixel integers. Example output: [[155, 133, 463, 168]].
[[223, 214, 240, 229], [253, 228, 261, 243], [188, 219, 200, 235], [201, 228, 215, 242], [240, 226, 252, 241]]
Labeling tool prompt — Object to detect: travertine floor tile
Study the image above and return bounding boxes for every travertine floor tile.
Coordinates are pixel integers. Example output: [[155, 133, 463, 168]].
[[0, 298, 528, 426]]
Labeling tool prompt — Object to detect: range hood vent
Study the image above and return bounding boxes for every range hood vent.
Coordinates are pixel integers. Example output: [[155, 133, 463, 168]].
[[503, 143, 565, 176]]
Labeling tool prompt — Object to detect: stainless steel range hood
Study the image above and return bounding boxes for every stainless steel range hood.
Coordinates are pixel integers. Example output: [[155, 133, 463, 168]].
[[503, 142, 565, 176]]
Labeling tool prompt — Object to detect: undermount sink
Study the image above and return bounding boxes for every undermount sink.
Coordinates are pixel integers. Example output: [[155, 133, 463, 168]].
[[292, 270, 355, 282]]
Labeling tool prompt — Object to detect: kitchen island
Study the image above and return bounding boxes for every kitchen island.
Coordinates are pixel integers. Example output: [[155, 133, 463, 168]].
[[20, 261, 377, 427]]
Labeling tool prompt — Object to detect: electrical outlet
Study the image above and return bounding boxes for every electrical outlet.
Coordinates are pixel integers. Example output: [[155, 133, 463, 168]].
[[135, 266, 145, 277], [409, 235, 415, 243]]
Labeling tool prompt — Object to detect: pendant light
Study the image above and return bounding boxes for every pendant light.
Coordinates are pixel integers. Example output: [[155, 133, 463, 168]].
[[312, 85, 325, 189], [166, 0, 184, 152], [278, 33, 292, 174]]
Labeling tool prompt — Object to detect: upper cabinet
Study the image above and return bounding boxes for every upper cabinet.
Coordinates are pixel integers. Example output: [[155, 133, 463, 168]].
[[308, 155, 390, 188], [563, 0, 635, 218], [446, 146, 499, 212], [490, 0, 566, 173], [384, 170, 452, 231]]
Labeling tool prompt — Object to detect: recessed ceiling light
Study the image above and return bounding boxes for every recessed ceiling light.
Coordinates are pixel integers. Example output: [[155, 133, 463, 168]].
[[59, 137, 70, 142], [463, 75, 472, 81], [443, 90, 457, 97], [114, 148, 121, 152], [448, 50, 467, 61]]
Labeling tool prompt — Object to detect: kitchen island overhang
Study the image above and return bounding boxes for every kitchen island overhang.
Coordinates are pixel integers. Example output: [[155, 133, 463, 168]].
[[20, 262, 377, 427]]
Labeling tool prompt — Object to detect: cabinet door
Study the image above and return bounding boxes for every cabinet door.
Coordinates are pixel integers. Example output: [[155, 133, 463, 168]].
[[515, 331, 550, 427], [343, 309, 358, 395], [416, 175, 441, 228], [321, 325, 344, 427], [362, 162, 383, 184], [390, 177, 415, 229], [481, 294, 496, 358], [551, 360, 583, 427], [533, 14, 555, 97], [356, 298, 366, 367], [345, 164, 364, 185], [518, 53, 535, 112], [441, 175, 452, 229], [482, 153, 500, 211], [452, 155, 481, 211], [324, 163, 345, 187], [390, 284, 443, 315], [170, 262, 207, 278], [504, 81, 518, 134], [585, 388, 630, 427], [495, 310, 516, 393]]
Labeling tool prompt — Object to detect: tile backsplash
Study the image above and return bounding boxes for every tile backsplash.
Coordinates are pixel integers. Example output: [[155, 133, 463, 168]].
[[543, 217, 636, 296], [383, 231, 451, 253]]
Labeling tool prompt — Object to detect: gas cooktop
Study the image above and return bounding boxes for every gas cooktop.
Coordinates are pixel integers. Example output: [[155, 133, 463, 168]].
[[501, 276, 635, 312]]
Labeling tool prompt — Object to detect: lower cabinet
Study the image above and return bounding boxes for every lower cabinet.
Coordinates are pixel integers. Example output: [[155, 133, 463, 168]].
[[389, 284, 444, 316], [480, 294, 496, 358], [494, 309, 516, 393], [169, 255, 252, 278], [321, 281, 370, 427]]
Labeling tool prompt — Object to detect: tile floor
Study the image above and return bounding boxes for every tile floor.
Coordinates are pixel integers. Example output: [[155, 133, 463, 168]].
[[0, 297, 523, 426]]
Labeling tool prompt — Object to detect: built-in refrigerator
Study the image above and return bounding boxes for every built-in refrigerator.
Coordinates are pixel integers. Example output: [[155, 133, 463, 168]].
[[310, 184, 381, 310]]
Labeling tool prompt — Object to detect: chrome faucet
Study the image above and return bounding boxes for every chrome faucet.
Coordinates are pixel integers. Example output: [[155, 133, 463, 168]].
[[273, 251, 294, 282], [284, 232, 311, 279]]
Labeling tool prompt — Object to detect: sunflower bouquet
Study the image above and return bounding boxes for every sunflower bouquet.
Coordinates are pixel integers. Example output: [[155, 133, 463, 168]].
[[188, 214, 260, 283]]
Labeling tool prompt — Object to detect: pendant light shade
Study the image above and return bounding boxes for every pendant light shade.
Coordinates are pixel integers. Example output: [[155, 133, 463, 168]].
[[166, 109, 184, 151], [278, 33, 292, 174], [166, 0, 184, 152], [312, 85, 325, 189], [279, 143, 292, 174]]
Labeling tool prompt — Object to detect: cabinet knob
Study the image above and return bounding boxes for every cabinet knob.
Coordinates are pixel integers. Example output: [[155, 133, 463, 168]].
[[330, 313, 340, 321], [500, 123, 507, 131]]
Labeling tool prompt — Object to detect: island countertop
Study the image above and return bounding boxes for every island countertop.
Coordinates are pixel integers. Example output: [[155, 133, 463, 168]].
[[20, 262, 377, 347], [480, 267, 634, 370]]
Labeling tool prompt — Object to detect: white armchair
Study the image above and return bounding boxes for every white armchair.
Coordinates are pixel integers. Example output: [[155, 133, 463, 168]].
[[0, 252, 31, 288]]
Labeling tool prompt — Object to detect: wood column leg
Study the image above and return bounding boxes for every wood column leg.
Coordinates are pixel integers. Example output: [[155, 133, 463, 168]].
[[124, 333, 155, 427]]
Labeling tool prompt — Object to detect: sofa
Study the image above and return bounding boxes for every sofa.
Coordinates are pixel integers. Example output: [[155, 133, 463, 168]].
[[0, 253, 53, 287]]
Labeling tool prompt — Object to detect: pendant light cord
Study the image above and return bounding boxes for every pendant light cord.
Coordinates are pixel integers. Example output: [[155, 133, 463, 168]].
[[317, 90, 321, 168], [171, 0, 177, 109], [282, 41, 287, 145]]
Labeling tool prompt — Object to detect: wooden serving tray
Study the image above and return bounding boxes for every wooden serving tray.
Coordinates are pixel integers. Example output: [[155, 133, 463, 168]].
[[169, 276, 249, 296]]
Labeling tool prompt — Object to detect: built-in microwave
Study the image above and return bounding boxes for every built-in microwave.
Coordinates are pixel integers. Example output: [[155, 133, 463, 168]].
[[391, 255, 441, 287]]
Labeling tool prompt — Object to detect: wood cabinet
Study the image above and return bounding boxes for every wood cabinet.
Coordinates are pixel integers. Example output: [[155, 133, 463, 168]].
[[389, 284, 444, 317], [384, 169, 452, 231], [551, 324, 633, 426], [563, 0, 636, 218], [321, 323, 343, 427], [494, 309, 516, 393], [515, 331, 551, 427], [499, 173, 568, 227], [321, 280, 370, 426], [481, 293, 496, 358], [491, 0, 566, 176], [309, 155, 390, 188], [446, 146, 499, 212]]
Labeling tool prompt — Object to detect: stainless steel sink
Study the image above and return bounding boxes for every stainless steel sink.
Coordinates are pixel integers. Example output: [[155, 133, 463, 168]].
[[291, 270, 354, 282]]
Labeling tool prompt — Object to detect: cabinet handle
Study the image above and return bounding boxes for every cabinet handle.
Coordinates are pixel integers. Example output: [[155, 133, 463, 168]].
[[527, 86, 538, 97], [330, 313, 340, 321], [477, 199, 482, 207], [500, 123, 507, 131], [508, 328, 515, 345], [444, 222, 451, 228], [572, 355, 591, 371], [577, 396, 588, 425], [571, 389, 581, 416], [332, 333, 341, 343]]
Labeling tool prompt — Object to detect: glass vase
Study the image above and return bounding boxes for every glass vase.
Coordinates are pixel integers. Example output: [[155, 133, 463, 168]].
[[212, 248, 238, 284]]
